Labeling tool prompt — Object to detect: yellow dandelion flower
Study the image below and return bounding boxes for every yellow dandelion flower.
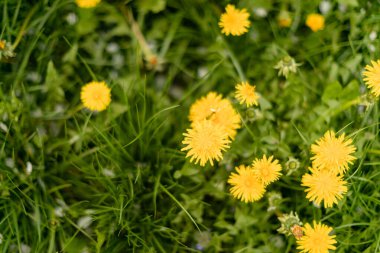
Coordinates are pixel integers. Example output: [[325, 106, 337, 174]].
[[278, 11, 292, 28], [219, 4, 251, 36], [75, 0, 101, 8], [228, 165, 265, 203], [181, 120, 231, 166], [302, 167, 347, 208], [235, 82, 259, 107], [278, 17, 292, 28], [305, 13, 325, 32], [297, 221, 337, 253], [189, 92, 241, 139], [252, 155, 282, 186], [0, 40, 5, 50], [311, 130, 356, 174], [80, 81, 111, 112], [363, 60, 380, 97]]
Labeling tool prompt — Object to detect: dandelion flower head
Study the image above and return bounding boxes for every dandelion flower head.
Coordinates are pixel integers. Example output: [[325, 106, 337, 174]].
[[252, 155, 282, 186], [189, 92, 241, 139], [228, 165, 265, 203], [302, 167, 348, 208], [75, 0, 101, 8], [181, 120, 231, 166], [219, 4, 250, 36], [0, 40, 5, 50], [297, 221, 337, 253], [278, 11, 292, 28], [81, 81, 111, 112], [306, 13, 325, 32], [311, 130, 356, 174], [235, 82, 259, 107], [363, 60, 380, 97]]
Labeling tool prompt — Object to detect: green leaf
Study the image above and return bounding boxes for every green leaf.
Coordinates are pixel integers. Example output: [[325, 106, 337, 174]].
[[322, 81, 342, 103], [258, 95, 272, 110], [76, 9, 98, 35], [95, 230, 106, 253], [63, 43, 78, 63], [180, 166, 198, 176], [340, 80, 360, 101], [337, 0, 359, 7], [44, 61, 64, 102], [234, 207, 258, 230], [64, 237, 87, 253], [137, 0, 166, 13]]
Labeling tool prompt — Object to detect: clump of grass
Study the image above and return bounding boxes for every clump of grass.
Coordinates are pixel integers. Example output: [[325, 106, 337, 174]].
[[0, 0, 379, 252]]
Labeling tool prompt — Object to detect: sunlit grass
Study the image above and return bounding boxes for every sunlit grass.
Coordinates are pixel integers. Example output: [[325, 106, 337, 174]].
[[0, 0, 379, 252]]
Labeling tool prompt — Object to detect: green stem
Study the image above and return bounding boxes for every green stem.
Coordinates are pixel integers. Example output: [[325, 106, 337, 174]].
[[222, 38, 246, 81], [12, 4, 38, 49], [160, 184, 201, 231], [118, 4, 155, 61]]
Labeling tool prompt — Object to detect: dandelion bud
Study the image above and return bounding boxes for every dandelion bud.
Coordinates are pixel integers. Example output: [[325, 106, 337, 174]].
[[285, 157, 300, 175], [0, 40, 15, 60], [277, 211, 303, 237], [245, 108, 256, 122], [274, 56, 301, 78], [278, 11, 292, 28], [267, 192, 282, 212]]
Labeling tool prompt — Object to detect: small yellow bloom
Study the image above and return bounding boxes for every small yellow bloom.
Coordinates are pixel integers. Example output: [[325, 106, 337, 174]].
[[252, 155, 282, 186], [189, 92, 241, 139], [235, 82, 259, 107], [75, 0, 101, 8], [297, 221, 337, 253], [306, 13, 325, 32], [80, 81, 111, 111], [278, 11, 292, 28], [0, 39, 15, 60], [181, 120, 231, 166], [302, 167, 347, 208], [228, 165, 265, 203], [0, 40, 5, 50], [311, 130, 356, 174], [219, 4, 251, 36], [363, 60, 380, 97], [278, 17, 292, 28], [291, 225, 303, 240]]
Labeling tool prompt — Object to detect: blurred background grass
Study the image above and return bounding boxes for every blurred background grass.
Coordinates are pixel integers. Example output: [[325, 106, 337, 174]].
[[0, 0, 379, 252]]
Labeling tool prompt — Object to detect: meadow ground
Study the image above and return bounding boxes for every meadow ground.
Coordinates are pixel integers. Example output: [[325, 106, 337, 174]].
[[0, 0, 379, 252]]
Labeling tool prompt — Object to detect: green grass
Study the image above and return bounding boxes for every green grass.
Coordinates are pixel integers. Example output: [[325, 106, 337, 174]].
[[0, 0, 379, 252]]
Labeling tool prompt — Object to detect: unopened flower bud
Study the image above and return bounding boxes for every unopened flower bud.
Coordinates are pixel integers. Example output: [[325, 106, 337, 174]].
[[285, 157, 300, 175], [274, 56, 301, 78], [0, 40, 15, 60], [278, 211, 303, 237]]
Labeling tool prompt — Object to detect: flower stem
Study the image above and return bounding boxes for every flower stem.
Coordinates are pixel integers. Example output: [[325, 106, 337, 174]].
[[222, 38, 246, 81], [118, 4, 156, 62]]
